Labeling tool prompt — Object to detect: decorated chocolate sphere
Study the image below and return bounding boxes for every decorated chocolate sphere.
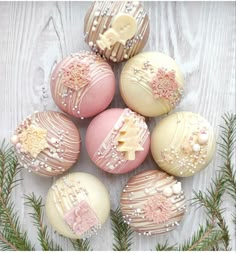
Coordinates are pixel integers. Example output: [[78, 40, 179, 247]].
[[11, 111, 80, 177], [50, 51, 115, 119], [84, 1, 150, 62], [46, 172, 110, 239], [151, 112, 216, 177], [120, 170, 186, 235], [86, 108, 150, 174], [120, 52, 184, 117]]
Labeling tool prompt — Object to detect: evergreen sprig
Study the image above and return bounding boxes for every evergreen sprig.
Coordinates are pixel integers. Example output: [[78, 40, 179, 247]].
[[192, 175, 230, 250], [155, 240, 176, 251], [179, 221, 224, 251], [70, 238, 92, 251], [111, 207, 133, 251], [218, 113, 236, 219], [0, 142, 34, 251], [25, 193, 62, 251]]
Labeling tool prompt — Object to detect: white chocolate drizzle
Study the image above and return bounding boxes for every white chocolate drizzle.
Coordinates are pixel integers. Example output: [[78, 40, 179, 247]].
[[93, 108, 149, 172]]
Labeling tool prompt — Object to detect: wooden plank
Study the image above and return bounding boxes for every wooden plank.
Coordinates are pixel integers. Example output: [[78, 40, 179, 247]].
[[0, 1, 235, 250]]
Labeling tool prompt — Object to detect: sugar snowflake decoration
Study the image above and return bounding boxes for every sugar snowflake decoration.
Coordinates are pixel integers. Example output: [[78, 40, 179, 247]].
[[18, 124, 48, 158], [151, 68, 182, 107], [143, 194, 172, 224], [62, 61, 91, 90]]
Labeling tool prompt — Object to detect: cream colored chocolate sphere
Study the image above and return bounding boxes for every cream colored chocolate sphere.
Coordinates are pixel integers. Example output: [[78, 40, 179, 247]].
[[46, 172, 110, 239], [151, 112, 216, 177], [120, 170, 186, 235], [120, 52, 184, 117]]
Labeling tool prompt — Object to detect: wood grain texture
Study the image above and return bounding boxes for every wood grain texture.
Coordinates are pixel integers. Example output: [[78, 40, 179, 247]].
[[0, 1, 235, 250]]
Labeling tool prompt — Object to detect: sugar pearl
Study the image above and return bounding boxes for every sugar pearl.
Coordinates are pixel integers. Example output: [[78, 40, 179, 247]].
[[172, 182, 182, 194], [163, 186, 173, 197], [124, 54, 128, 59], [192, 143, 200, 152], [16, 143, 22, 149], [46, 167, 52, 172], [50, 137, 57, 144], [11, 135, 19, 144], [198, 133, 209, 144]]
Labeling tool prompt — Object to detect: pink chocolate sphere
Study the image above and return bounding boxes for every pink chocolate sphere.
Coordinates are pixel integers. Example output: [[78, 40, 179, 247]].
[[50, 51, 116, 118], [86, 108, 150, 174]]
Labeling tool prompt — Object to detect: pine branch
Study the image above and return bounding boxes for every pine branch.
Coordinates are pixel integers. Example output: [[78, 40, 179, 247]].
[[111, 207, 133, 251], [192, 173, 230, 250], [0, 142, 34, 251], [0, 141, 21, 204], [218, 113, 236, 216], [179, 221, 224, 251], [70, 238, 92, 251], [155, 240, 176, 251], [25, 193, 62, 251]]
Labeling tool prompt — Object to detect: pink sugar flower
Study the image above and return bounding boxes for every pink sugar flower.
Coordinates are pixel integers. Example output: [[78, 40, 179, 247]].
[[62, 62, 91, 90], [151, 68, 179, 100], [143, 194, 172, 224]]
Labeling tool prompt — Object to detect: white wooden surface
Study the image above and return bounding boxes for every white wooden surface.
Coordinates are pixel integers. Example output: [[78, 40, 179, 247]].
[[0, 1, 235, 251]]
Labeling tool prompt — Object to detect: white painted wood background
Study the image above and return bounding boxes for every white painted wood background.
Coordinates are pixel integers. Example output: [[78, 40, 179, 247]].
[[0, 1, 235, 251]]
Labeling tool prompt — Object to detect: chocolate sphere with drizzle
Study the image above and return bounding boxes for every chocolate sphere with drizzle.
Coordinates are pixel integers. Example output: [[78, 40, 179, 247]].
[[120, 170, 186, 235], [11, 111, 80, 177], [84, 1, 150, 62]]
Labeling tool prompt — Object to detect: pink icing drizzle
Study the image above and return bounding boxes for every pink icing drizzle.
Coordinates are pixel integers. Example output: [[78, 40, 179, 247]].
[[64, 200, 99, 236]]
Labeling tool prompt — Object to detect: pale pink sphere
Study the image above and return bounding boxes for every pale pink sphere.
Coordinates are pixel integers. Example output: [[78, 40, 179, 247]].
[[50, 51, 116, 118], [86, 108, 150, 174]]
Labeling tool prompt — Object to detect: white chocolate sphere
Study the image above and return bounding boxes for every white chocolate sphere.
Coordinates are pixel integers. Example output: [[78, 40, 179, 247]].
[[11, 111, 80, 177], [151, 112, 216, 177], [120, 170, 186, 235], [46, 172, 110, 239], [120, 52, 184, 117]]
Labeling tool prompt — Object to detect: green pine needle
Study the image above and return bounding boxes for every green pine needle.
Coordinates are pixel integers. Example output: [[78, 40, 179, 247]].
[[179, 221, 224, 251], [111, 207, 133, 251], [218, 113, 236, 218], [0, 142, 34, 251], [70, 238, 92, 251], [155, 240, 177, 251], [25, 193, 62, 251]]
